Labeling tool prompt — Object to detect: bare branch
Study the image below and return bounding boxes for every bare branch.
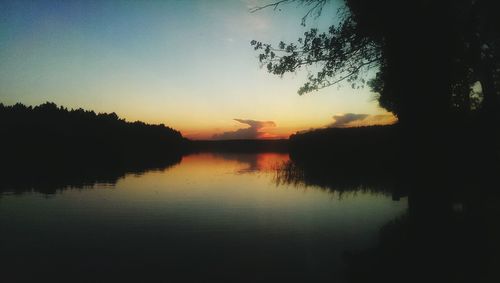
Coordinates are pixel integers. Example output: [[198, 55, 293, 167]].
[[250, 0, 328, 26], [249, 0, 293, 13]]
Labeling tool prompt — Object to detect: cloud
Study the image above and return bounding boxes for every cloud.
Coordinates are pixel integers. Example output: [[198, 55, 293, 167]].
[[213, 119, 276, 140], [330, 113, 369, 127], [329, 113, 397, 128]]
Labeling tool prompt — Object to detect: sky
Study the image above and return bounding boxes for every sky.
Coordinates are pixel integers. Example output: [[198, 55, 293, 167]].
[[0, 0, 395, 139]]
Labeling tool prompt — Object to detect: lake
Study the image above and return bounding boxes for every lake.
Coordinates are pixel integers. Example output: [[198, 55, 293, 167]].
[[0, 152, 408, 282]]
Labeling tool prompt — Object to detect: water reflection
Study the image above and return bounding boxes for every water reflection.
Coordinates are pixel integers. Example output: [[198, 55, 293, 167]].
[[274, 159, 402, 199], [198, 152, 289, 173], [0, 152, 406, 282], [275, 154, 500, 282], [0, 155, 182, 194], [4, 151, 496, 282], [344, 186, 500, 283]]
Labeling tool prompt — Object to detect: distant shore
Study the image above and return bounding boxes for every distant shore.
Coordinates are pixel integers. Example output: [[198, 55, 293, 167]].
[[2, 102, 499, 192]]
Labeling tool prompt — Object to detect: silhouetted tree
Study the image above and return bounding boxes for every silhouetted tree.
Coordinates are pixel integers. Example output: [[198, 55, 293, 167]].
[[251, 0, 500, 126]]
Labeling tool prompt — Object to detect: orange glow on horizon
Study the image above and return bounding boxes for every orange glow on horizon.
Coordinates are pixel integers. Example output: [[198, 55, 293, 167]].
[[180, 113, 397, 140]]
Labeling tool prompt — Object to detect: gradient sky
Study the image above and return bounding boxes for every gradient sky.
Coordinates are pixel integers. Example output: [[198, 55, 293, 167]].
[[0, 0, 395, 139]]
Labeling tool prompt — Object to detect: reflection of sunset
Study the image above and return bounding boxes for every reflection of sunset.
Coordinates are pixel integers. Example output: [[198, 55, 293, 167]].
[[113, 152, 402, 218], [255, 153, 289, 171], [177, 152, 289, 174], [115, 152, 294, 205]]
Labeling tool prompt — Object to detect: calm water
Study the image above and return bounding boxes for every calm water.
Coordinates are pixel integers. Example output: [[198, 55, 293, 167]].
[[0, 152, 408, 282]]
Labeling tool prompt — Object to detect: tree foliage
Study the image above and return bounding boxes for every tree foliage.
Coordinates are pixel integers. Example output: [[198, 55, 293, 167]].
[[251, 18, 380, 95], [251, 0, 500, 125]]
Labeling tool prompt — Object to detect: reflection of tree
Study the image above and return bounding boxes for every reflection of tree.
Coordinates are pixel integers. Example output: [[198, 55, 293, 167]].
[[0, 155, 182, 194], [274, 154, 404, 199], [274, 159, 398, 196], [344, 185, 500, 283], [274, 156, 500, 282]]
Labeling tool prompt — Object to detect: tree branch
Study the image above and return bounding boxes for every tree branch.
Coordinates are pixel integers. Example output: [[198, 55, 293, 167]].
[[249, 0, 293, 13], [316, 57, 381, 88]]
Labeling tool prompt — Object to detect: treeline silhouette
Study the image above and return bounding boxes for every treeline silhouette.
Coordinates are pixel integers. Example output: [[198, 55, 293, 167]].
[[0, 102, 187, 193], [192, 139, 288, 153], [0, 102, 188, 160], [287, 123, 500, 186]]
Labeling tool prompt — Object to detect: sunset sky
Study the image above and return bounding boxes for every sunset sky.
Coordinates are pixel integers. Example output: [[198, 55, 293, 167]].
[[0, 0, 395, 139]]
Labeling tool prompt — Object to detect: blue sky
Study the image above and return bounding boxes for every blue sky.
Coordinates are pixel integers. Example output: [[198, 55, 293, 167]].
[[0, 0, 393, 139]]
